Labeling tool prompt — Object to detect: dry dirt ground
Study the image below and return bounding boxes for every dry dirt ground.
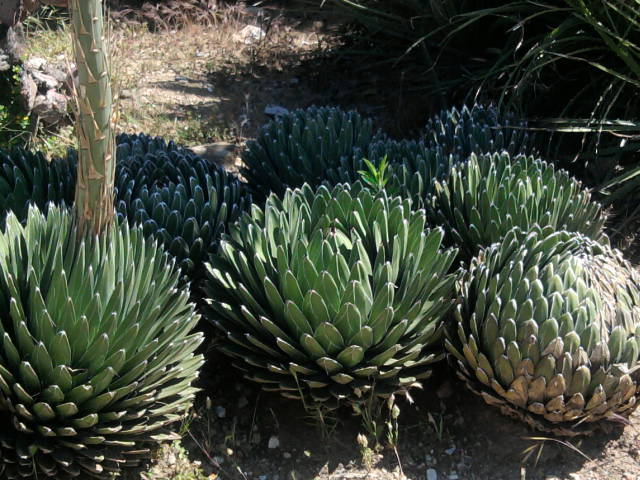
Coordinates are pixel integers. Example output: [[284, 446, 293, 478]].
[[139, 355, 640, 480], [23, 4, 640, 480]]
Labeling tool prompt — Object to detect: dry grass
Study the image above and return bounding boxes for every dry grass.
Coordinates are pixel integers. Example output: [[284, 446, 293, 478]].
[[22, 3, 339, 158]]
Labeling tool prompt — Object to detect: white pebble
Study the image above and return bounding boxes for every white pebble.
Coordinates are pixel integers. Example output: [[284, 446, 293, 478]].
[[427, 468, 438, 480], [268, 435, 280, 449]]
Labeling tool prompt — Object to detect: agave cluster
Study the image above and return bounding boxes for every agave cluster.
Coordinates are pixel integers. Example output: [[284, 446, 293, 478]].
[[0, 207, 203, 477], [447, 228, 640, 436], [241, 106, 382, 200], [432, 152, 607, 262], [425, 104, 534, 159], [0, 133, 251, 283], [115, 133, 252, 281], [0, 147, 76, 227], [205, 183, 458, 405]]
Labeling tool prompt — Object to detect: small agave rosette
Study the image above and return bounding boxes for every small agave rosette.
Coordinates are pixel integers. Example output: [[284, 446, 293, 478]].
[[0, 207, 203, 478], [447, 228, 640, 436], [205, 183, 458, 407], [425, 104, 534, 159], [241, 107, 382, 200], [432, 152, 607, 262], [0, 147, 76, 226], [116, 172, 251, 283]]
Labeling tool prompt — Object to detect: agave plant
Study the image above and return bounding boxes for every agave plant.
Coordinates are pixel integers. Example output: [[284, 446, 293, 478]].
[[0, 147, 76, 227], [432, 152, 607, 262], [116, 168, 251, 282], [351, 138, 451, 207], [425, 104, 534, 159], [114, 132, 223, 199], [348, 104, 534, 206], [205, 183, 458, 406], [447, 228, 640, 436], [241, 106, 382, 201], [0, 207, 203, 478]]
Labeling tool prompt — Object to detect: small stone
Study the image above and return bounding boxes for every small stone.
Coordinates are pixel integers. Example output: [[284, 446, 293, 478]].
[[43, 65, 68, 85], [119, 88, 134, 99], [264, 105, 289, 118], [237, 396, 249, 409], [232, 25, 266, 45], [31, 70, 59, 89], [25, 57, 46, 70], [568, 475, 581, 480], [268, 435, 280, 449], [448, 474, 459, 480], [259, 476, 268, 480], [444, 447, 456, 455], [214, 406, 226, 418], [190, 142, 237, 170], [32, 89, 68, 124], [283, 452, 291, 459], [427, 468, 438, 480], [20, 71, 37, 110]]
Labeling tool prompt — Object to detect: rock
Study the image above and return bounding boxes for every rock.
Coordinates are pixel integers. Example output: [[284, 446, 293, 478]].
[[568, 476, 581, 480], [0, 53, 10, 72], [268, 435, 280, 449], [427, 468, 437, 480], [444, 447, 456, 455], [448, 474, 459, 480], [20, 70, 37, 111], [24, 56, 46, 70], [237, 396, 248, 409], [214, 406, 226, 418], [264, 105, 289, 118], [232, 25, 266, 45], [119, 88, 134, 99], [189, 142, 237, 169], [32, 89, 68, 124], [31, 70, 59, 89], [44, 64, 69, 86], [283, 452, 291, 459]]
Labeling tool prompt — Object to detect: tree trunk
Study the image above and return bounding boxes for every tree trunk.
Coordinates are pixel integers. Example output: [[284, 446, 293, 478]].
[[70, 0, 115, 237]]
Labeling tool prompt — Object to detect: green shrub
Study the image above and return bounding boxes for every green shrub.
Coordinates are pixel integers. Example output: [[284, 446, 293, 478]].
[[304, 1, 639, 124], [0, 206, 203, 478], [431, 152, 607, 262], [447, 227, 640, 436], [241, 106, 382, 201], [205, 183, 458, 407], [0, 64, 30, 147]]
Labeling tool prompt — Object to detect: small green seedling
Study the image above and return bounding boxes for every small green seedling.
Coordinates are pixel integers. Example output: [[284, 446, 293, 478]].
[[358, 155, 389, 192]]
